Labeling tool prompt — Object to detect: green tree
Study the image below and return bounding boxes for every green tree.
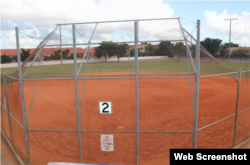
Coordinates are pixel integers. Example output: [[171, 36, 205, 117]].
[[62, 49, 70, 58], [114, 43, 129, 62], [232, 49, 247, 60], [69, 53, 81, 59], [50, 50, 61, 59], [190, 45, 196, 57], [1, 54, 11, 63], [94, 41, 117, 62], [220, 42, 239, 58], [20, 49, 31, 61], [145, 45, 154, 51], [49, 49, 70, 60], [129, 49, 135, 57], [220, 45, 228, 58], [173, 42, 186, 62], [232, 49, 247, 56], [223, 42, 239, 48], [200, 38, 222, 56], [141, 42, 151, 45], [11, 56, 17, 61], [155, 41, 174, 56]]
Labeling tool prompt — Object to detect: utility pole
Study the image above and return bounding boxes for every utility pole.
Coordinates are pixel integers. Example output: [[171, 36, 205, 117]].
[[224, 18, 238, 62]]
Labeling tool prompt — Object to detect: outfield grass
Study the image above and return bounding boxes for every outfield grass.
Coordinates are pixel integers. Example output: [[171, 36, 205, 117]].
[[1, 60, 249, 78]]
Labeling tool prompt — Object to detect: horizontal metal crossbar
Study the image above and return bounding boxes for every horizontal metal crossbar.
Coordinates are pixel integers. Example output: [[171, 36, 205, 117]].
[[26, 129, 195, 133], [58, 17, 179, 25], [22, 76, 196, 81], [78, 77, 134, 80], [81, 130, 135, 133], [139, 76, 195, 79], [241, 70, 250, 73], [22, 78, 74, 81], [200, 71, 239, 78], [139, 131, 193, 133], [45, 40, 185, 47], [23, 73, 196, 78], [24, 75, 74, 78], [27, 129, 77, 132], [27, 129, 135, 133]]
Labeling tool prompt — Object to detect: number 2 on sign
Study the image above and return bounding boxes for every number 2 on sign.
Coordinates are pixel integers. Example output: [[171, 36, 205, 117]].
[[99, 101, 112, 114], [102, 103, 109, 113]]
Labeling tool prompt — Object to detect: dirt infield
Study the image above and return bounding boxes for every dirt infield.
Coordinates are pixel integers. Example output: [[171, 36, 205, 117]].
[[1, 72, 250, 165]]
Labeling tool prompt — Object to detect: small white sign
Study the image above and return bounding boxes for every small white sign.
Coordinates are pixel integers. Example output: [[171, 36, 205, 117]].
[[99, 101, 112, 114], [101, 135, 114, 151]]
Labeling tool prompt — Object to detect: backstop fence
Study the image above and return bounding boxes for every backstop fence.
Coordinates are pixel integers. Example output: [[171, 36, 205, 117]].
[[1, 18, 250, 165]]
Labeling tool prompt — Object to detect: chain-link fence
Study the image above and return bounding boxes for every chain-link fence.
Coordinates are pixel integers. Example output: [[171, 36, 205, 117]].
[[1, 18, 250, 165]]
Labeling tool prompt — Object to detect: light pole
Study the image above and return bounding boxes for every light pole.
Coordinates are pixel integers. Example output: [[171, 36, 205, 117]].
[[224, 18, 238, 62]]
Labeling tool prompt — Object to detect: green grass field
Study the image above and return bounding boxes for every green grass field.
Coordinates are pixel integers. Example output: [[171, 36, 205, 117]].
[[1, 60, 250, 78]]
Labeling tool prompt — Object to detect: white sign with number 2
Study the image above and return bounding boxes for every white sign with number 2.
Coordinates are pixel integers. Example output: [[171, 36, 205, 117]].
[[99, 101, 112, 114]]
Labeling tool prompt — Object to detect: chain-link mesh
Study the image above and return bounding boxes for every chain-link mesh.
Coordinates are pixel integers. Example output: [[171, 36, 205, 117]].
[[28, 131, 80, 165], [79, 78, 135, 131], [0, 73, 5, 128], [2, 73, 26, 164], [235, 70, 250, 145], [197, 116, 235, 148], [81, 132, 135, 164], [1, 74, 11, 140], [23, 79, 77, 130], [139, 133, 193, 165]]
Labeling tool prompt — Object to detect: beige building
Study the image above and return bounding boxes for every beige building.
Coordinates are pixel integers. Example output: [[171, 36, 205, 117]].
[[229, 47, 250, 55], [130, 44, 159, 52]]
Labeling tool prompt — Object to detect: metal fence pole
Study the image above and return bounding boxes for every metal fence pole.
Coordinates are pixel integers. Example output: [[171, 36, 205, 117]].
[[0, 103, 4, 130], [15, 26, 31, 164], [134, 21, 139, 165], [3, 72, 13, 141], [72, 24, 83, 163], [193, 20, 200, 149], [233, 69, 241, 146]]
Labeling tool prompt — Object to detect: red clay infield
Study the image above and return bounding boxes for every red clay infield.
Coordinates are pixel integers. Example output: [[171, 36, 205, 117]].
[[1, 72, 250, 165]]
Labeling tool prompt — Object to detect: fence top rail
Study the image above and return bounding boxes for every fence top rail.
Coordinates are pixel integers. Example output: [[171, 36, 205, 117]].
[[22, 78, 74, 81], [241, 70, 250, 73], [58, 17, 180, 25], [44, 39, 185, 47]]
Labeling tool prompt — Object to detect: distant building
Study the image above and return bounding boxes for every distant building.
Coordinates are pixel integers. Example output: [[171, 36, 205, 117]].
[[130, 44, 159, 52], [230, 47, 250, 55], [1, 47, 96, 58], [82, 47, 95, 58]]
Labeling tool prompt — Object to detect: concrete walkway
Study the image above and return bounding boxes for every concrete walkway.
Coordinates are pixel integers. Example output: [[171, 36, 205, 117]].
[[1, 135, 18, 165]]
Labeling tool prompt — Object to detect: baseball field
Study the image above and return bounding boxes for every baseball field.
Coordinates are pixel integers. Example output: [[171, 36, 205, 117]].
[[1, 60, 250, 165]]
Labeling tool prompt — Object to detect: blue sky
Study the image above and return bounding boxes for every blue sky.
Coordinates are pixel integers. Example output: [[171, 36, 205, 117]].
[[167, 1, 250, 44], [1, 0, 250, 49]]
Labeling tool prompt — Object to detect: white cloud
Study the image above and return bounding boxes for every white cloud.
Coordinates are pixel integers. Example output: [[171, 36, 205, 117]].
[[1, 0, 179, 48], [204, 9, 250, 46]]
